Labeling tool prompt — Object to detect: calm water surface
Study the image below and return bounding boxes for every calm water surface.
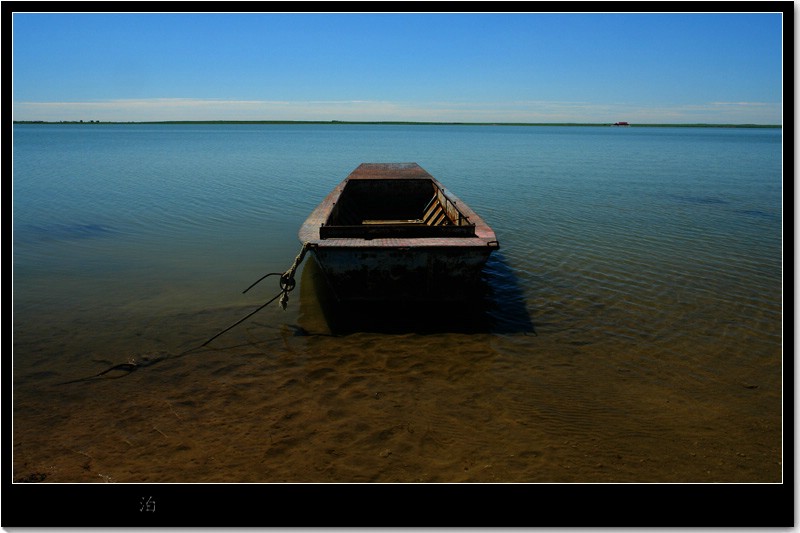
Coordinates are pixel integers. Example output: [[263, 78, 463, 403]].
[[12, 124, 783, 483]]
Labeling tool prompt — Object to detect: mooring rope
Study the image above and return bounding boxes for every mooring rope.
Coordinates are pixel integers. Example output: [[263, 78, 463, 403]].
[[203, 242, 314, 345], [56, 242, 314, 385]]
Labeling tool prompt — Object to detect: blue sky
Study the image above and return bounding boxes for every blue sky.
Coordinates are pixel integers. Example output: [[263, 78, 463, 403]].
[[12, 11, 784, 124]]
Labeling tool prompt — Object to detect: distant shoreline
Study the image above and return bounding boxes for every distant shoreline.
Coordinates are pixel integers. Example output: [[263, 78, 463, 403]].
[[12, 120, 781, 128]]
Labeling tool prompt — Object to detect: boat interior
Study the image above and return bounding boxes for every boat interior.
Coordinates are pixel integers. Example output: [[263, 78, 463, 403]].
[[320, 178, 477, 239]]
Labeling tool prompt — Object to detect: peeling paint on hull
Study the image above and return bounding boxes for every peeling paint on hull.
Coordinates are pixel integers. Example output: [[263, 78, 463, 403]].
[[310, 246, 494, 302]]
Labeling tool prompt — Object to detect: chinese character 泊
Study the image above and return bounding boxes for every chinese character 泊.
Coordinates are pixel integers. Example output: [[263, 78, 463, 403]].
[[140, 496, 156, 512]]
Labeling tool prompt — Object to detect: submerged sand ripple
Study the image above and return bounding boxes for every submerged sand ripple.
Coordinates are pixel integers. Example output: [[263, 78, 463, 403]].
[[13, 309, 782, 483]]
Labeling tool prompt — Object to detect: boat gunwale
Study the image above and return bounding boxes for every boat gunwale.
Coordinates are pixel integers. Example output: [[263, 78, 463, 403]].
[[298, 163, 498, 249]]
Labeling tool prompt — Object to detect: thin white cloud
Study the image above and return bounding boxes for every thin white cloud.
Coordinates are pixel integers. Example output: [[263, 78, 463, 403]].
[[12, 98, 782, 124], [710, 101, 772, 106]]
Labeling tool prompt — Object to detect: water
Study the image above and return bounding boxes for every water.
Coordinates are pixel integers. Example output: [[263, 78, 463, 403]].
[[12, 124, 783, 483]]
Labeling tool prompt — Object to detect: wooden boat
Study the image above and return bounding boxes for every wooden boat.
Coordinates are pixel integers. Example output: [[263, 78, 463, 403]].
[[298, 162, 500, 302]]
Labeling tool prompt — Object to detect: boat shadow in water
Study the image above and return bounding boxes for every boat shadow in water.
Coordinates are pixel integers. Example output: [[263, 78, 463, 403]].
[[298, 252, 535, 336]]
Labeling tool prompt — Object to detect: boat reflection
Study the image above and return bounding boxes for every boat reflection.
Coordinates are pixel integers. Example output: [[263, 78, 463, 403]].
[[298, 252, 534, 336]]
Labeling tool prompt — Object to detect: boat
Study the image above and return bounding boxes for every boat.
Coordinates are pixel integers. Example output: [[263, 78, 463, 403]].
[[298, 162, 500, 302]]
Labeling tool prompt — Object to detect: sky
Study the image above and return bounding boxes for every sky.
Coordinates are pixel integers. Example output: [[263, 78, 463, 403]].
[[11, 11, 785, 124]]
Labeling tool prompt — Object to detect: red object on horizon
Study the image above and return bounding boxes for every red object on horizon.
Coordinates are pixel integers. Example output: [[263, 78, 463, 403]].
[[613, 121, 630, 126]]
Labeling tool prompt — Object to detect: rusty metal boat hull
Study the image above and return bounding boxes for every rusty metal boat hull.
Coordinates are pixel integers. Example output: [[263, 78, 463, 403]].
[[298, 163, 499, 302]]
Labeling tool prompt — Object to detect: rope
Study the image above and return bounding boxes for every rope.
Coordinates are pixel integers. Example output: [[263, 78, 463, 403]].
[[204, 241, 314, 344], [56, 242, 315, 385]]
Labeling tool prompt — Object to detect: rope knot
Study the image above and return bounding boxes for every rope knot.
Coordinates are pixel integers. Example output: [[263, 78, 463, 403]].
[[202, 242, 314, 346], [279, 273, 297, 293]]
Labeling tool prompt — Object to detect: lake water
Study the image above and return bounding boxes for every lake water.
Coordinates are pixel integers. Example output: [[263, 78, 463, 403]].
[[12, 124, 783, 485]]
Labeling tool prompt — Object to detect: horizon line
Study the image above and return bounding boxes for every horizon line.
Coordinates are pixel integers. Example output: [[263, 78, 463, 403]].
[[12, 120, 782, 128]]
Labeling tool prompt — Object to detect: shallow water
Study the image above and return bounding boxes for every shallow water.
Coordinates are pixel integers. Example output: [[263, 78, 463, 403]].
[[12, 124, 783, 483]]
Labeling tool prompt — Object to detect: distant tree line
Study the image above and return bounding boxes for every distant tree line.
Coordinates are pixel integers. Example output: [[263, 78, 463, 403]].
[[12, 120, 782, 128]]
